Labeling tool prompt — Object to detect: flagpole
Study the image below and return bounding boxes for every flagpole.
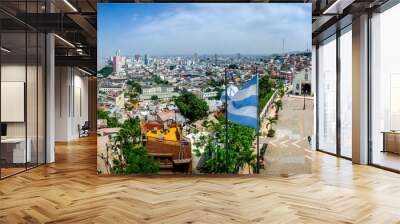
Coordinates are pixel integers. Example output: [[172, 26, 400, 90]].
[[255, 66, 260, 174], [224, 67, 229, 174]]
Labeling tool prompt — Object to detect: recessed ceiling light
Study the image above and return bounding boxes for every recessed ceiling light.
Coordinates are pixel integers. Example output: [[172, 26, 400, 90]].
[[1, 47, 11, 53], [78, 67, 92, 76], [323, 0, 355, 15], [63, 0, 78, 12], [54, 34, 75, 48]]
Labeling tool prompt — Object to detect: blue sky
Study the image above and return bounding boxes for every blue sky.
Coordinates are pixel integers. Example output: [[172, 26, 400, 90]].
[[98, 3, 311, 61]]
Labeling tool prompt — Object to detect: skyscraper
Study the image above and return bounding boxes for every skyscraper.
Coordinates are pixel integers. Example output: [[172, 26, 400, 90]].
[[144, 54, 148, 66], [113, 50, 122, 74]]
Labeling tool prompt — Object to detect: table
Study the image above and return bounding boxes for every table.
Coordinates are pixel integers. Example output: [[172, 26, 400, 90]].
[[1, 138, 32, 164], [381, 131, 400, 154]]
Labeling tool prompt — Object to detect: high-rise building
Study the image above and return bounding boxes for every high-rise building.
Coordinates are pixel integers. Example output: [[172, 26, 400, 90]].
[[113, 50, 123, 74], [144, 54, 148, 66]]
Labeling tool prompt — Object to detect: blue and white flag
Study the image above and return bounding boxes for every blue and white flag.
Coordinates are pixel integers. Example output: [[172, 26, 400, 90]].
[[227, 75, 258, 129]]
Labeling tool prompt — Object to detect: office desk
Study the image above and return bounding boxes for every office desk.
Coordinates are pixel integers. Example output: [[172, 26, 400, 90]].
[[1, 138, 31, 164], [382, 131, 400, 154]]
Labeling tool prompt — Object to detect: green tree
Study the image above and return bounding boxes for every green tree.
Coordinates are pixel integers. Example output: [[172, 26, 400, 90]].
[[153, 75, 168, 84], [194, 117, 256, 174], [258, 75, 275, 112], [273, 99, 283, 113], [267, 129, 276, 137], [97, 109, 120, 128], [111, 159, 124, 174], [228, 64, 238, 69], [125, 145, 159, 174], [276, 80, 285, 89], [97, 109, 109, 120], [115, 116, 142, 148], [112, 117, 159, 175], [266, 116, 277, 130], [278, 87, 285, 98], [151, 95, 158, 101], [175, 93, 209, 122], [208, 78, 223, 87], [127, 80, 142, 93], [97, 66, 113, 78]]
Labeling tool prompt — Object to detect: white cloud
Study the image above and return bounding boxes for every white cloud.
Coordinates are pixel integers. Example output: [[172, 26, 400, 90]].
[[100, 4, 311, 56]]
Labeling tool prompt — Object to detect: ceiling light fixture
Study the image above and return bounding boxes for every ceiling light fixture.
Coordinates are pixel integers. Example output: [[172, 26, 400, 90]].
[[54, 34, 75, 48], [323, 0, 355, 15], [63, 0, 78, 12], [78, 67, 92, 76], [1, 47, 11, 53]]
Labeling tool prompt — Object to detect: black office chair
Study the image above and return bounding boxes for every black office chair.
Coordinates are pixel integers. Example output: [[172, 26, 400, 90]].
[[79, 121, 90, 138]]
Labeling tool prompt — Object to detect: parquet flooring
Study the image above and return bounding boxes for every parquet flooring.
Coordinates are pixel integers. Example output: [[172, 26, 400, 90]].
[[1, 136, 400, 223]]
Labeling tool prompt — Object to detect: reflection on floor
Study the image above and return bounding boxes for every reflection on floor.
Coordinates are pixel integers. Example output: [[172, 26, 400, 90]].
[[373, 151, 400, 171], [1, 135, 400, 223], [0, 162, 40, 178], [260, 95, 313, 176], [0, 167, 25, 178]]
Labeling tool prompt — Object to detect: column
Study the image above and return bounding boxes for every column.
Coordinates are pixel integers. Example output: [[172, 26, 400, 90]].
[[352, 14, 369, 164]]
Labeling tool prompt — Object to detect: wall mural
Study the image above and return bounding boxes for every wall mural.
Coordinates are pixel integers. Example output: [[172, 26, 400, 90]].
[[97, 3, 313, 176]]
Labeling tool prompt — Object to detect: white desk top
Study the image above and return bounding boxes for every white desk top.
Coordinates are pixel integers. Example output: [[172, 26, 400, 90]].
[[1, 138, 29, 143]]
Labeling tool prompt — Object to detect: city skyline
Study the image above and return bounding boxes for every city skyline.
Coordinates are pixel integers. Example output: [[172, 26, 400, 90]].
[[98, 3, 311, 63]]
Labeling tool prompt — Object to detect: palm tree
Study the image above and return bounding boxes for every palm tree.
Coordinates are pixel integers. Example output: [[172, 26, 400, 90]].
[[115, 117, 141, 147], [273, 99, 283, 113], [239, 149, 256, 174], [278, 87, 285, 98], [266, 116, 277, 130]]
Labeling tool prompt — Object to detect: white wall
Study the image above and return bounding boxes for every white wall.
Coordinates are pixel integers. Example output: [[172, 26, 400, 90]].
[[1, 63, 46, 164], [1, 64, 26, 138], [55, 67, 89, 141]]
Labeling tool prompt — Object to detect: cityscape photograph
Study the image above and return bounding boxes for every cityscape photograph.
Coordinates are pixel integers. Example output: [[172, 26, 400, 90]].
[[97, 3, 313, 175], [3, 0, 400, 222]]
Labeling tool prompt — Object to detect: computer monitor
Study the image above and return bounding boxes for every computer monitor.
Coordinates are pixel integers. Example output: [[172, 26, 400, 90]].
[[1, 123, 7, 137]]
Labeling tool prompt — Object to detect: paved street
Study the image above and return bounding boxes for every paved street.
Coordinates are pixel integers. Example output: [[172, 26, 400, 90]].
[[260, 95, 314, 176]]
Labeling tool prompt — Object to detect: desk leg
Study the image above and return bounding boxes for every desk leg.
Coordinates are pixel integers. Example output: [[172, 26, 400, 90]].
[[382, 133, 386, 153]]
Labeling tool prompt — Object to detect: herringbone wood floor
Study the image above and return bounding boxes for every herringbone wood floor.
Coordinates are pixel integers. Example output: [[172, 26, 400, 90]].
[[1, 136, 400, 224]]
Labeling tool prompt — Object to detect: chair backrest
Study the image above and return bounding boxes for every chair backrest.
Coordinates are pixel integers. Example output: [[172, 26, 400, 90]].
[[82, 121, 90, 129]]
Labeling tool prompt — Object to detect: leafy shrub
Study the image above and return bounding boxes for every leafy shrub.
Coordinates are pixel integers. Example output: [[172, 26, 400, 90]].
[[267, 129, 276, 137]]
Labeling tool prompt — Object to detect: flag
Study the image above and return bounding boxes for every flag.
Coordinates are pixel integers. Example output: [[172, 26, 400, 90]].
[[227, 75, 258, 129]]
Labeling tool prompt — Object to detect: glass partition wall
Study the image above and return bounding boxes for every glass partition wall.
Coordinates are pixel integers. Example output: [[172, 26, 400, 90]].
[[316, 25, 353, 159], [370, 3, 400, 171], [339, 26, 352, 159], [0, 2, 46, 179], [316, 1, 400, 171], [317, 35, 337, 155]]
